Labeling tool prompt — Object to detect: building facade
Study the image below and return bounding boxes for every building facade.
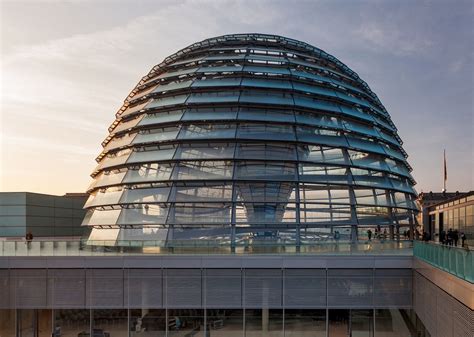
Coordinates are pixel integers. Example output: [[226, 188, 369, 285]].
[[423, 191, 474, 245], [0, 192, 88, 238]]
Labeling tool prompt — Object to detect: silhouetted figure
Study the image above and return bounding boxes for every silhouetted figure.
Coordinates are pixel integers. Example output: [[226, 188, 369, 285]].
[[447, 229, 453, 246], [453, 230, 459, 246], [422, 231, 430, 242], [460, 232, 466, 247], [25, 231, 33, 248], [367, 229, 372, 241], [440, 230, 446, 244]]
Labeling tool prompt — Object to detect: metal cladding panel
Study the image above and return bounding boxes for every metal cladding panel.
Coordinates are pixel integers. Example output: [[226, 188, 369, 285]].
[[0, 269, 10, 309], [204, 269, 242, 308], [436, 289, 454, 337], [414, 271, 474, 337], [125, 269, 163, 309], [283, 269, 326, 308], [244, 269, 282, 309], [165, 269, 202, 308], [47, 269, 86, 308], [327, 269, 373, 308], [11, 269, 48, 308], [453, 304, 474, 337], [86, 269, 124, 308], [373, 269, 412, 307]]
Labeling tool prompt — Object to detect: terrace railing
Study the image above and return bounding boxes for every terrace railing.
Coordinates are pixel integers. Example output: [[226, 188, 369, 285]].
[[414, 241, 474, 283], [0, 239, 413, 256]]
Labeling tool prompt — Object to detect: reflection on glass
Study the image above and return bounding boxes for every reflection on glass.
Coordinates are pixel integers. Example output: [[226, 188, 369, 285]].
[[375, 309, 413, 337], [134, 126, 180, 144], [127, 146, 177, 164], [237, 123, 295, 141], [92, 309, 128, 337], [351, 309, 372, 337], [167, 309, 205, 337], [179, 123, 236, 139], [118, 205, 169, 225], [245, 309, 283, 337], [299, 204, 352, 223], [0, 310, 15, 337], [206, 309, 243, 337], [54, 309, 90, 337], [172, 183, 233, 202], [170, 203, 232, 224], [236, 203, 296, 223], [139, 110, 184, 125], [297, 145, 346, 164], [175, 143, 235, 160], [172, 161, 233, 180], [235, 162, 296, 181], [300, 184, 350, 204], [284, 309, 326, 337], [235, 182, 297, 203], [123, 163, 174, 183], [236, 143, 297, 160], [328, 309, 349, 337], [130, 309, 166, 336]]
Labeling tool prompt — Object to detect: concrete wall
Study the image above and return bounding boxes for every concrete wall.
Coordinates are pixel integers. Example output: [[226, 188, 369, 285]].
[[0, 192, 87, 237]]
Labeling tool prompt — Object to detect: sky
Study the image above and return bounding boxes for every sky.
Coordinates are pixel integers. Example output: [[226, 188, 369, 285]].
[[0, 0, 473, 195]]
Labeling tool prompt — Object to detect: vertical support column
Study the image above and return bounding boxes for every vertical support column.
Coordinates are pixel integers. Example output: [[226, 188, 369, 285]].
[[295, 182, 301, 252], [389, 224, 395, 240], [15, 309, 20, 337], [262, 308, 269, 332], [347, 169, 359, 244], [409, 214, 415, 240], [295, 226, 301, 253], [89, 309, 93, 337], [351, 225, 358, 243], [230, 225, 236, 253], [167, 225, 174, 253], [372, 308, 376, 337]]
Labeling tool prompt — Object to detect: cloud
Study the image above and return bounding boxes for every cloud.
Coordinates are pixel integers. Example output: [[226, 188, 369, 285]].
[[354, 21, 433, 56]]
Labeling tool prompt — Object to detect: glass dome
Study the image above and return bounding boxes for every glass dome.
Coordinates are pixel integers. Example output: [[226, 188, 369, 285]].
[[83, 34, 418, 246]]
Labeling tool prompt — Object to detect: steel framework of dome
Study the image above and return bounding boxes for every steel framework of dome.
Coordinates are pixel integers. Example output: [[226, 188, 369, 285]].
[[83, 33, 418, 245]]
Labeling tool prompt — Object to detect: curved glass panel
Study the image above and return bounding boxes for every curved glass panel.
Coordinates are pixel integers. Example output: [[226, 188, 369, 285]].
[[237, 123, 295, 141], [123, 163, 173, 183], [133, 127, 180, 144], [297, 145, 347, 164], [127, 147, 177, 164], [238, 108, 295, 123], [299, 164, 350, 184], [235, 182, 297, 202], [179, 124, 237, 139], [171, 183, 233, 202], [175, 143, 235, 160], [236, 143, 297, 160], [169, 203, 232, 224], [119, 187, 171, 204], [172, 161, 233, 180], [235, 161, 297, 181], [138, 110, 184, 126]]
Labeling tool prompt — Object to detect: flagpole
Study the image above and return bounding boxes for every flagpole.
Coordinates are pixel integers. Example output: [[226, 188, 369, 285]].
[[443, 149, 447, 192]]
